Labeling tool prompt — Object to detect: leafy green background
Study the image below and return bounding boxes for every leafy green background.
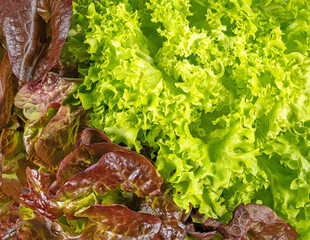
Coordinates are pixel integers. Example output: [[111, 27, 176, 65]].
[[61, 0, 310, 238]]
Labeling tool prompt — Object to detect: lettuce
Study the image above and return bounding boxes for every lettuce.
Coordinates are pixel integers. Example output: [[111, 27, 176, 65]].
[[79, 204, 162, 239], [0, 1, 193, 239], [0, 0, 73, 83], [218, 203, 299, 239], [0, 53, 18, 128], [14, 73, 79, 120], [63, 0, 310, 238]]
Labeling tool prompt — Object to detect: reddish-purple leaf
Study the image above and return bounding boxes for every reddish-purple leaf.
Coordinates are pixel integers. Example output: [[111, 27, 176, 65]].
[[0, 0, 72, 83], [0, 128, 24, 159], [0, 53, 19, 128], [79, 128, 112, 145], [1, 178, 22, 204], [16, 158, 39, 188], [0, 128, 25, 176], [55, 128, 128, 189], [146, 196, 187, 240], [186, 226, 218, 240], [185, 208, 223, 240], [34, 105, 84, 168], [55, 144, 94, 190], [186, 218, 222, 240], [20, 168, 62, 219], [79, 204, 161, 240], [33, 0, 72, 82], [187, 228, 217, 240], [23, 107, 58, 164], [218, 203, 299, 240], [83, 141, 129, 161], [56, 150, 163, 201], [2, 213, 77, 240], [0, 202, 20, 239], [1, 0, 42, 82], [80, 223, 162, 240], [14, 73, 78, 120], [16, 214, 76, 240], [0, 122, 27, 185]]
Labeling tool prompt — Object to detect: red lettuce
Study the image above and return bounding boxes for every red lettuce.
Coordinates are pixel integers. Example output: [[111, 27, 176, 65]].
[[0, 0, 72, 83], [20, 168, 62, 219], [0, 0, 301, 239], [16, 214, 71, 240], [55, 144, 94, 189], [218, 203, 299, 240], [0, 202, 19, 239], [79, 204, 162, 240], [0, 178, 22, 203], [0, 53, 18, 128], [56, 150, 164, 201], [78, 128, 130, 159], [17, 126, 165, 220], [0, 114, 27, 186], [55, 128, 128, 189], [185, 209, 223, 240], [23, 108, 58, 164], [146, 196, 187, 240], [14, 73, 78, 120], [2, 213, 75, 240], [0, 128, 25, 176], [34, 105, 84, 168], [184, 203, 299, 240]]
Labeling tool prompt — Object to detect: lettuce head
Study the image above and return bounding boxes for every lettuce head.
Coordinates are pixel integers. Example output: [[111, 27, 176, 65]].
[[62, 0, 310, 238]]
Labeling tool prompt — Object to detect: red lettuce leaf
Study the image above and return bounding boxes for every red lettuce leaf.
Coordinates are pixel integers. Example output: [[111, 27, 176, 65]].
[[0, 53, 19, 128], [0, 0, 72, 83], [54, 144, 94, 190], [56, 150, 163, 201], [0, 0, 41, 82], [20, 168, 62, 219], [55, 128, 128, 189], [218, 203, 299, 240], [0, 202, 19, 239], [0, 128, 25, 160], [32, 0, 73, 82], [16, 214, 76, 240], [79, 204, 161, 240], [14, 73, 78, 120], [34, 105, 84, 168], [186, 226, 218, 240], [1, 178, 22, 203], [184, 204, 299, 240], [15, 166, 94, 221], [2, 213, 76, 240], [186, 217, 222, 240], [23, 107, 58, 164], [16, 158, 39, 188], [0, 122, 27, 186], [80, 223, 161, 240], [145, 196, 187, 240], [0, 202, 76, 239], [79, 128, 113, 145], [0, 128, 25, 176]]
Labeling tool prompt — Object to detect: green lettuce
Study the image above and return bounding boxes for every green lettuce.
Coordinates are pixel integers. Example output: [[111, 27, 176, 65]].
[[62, 0, 310, 238]]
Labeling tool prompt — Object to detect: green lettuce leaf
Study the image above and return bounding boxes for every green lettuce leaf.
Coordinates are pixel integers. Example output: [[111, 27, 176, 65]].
[[62, 0, 310, 238]]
